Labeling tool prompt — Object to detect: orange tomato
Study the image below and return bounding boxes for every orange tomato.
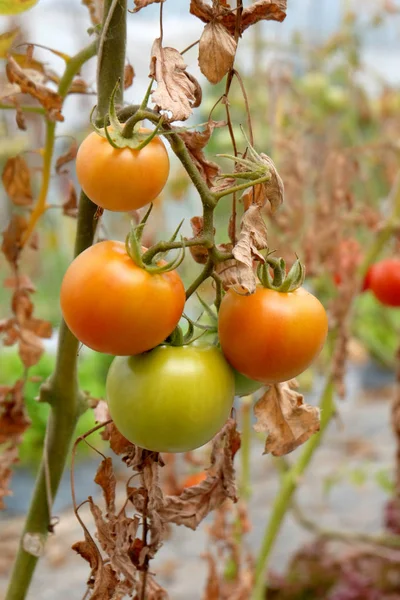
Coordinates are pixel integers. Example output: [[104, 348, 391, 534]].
[[218, 286, 328, 384], [76, 128, 169, 212], [60, 240, 185, 355], [182, 472, 207, 488]]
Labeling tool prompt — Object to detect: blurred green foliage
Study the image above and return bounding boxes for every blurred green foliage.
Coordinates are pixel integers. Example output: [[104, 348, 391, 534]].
[[0, 347, 112, 466]]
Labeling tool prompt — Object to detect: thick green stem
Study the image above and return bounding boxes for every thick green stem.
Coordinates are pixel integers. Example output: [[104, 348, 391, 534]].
[[251, 378, 335, 600], [239, 396, 253, 501], [5, 2, 127, 599]]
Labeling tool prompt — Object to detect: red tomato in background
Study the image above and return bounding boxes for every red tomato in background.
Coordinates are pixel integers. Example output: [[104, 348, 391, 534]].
[[367, 258, 400, 307]]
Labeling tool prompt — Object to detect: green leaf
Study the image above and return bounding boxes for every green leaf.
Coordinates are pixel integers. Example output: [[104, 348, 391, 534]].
[[375, 469, 395, 495], [0, 0, 38, 15]]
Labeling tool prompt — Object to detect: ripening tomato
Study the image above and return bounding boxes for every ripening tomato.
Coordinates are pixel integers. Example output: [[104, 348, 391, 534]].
[[106, 345, 235, 453], [60, 240, 185, 355], [194, 309, 263, 397], [218, 286, 328, 384], [182, 471, 207, 488], [367, 258, 400, 307], [76, 128, 170, 212]]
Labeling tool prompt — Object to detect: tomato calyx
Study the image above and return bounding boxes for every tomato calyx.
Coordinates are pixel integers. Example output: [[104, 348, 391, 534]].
[[91, 80, 164, 150], [125, 206, 185, 275], [257, 254, 305, 292]]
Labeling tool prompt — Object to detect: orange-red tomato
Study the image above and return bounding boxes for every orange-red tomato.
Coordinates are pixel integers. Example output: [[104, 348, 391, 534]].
[[182, 472, 207, 488], [60, 240, 185, 355], [367, 258, 400, 307], [76, 128, 170, 212], [218, 286, 328, 384]]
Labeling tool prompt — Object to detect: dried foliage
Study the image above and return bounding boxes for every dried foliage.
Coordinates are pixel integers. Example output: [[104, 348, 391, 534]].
[[254, 381, 320, 456], [198, 22, 237, 84], [6, 56, 64, 121], [73, 417, 240, 598], [2, 156, 33, 207], [190, 0, 287, 35], [150, 39, 202, 122], [179, 120, 225, 186]]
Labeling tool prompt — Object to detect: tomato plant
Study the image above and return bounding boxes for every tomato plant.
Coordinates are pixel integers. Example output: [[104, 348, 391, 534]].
[[367, 258, 400, 307], [218, 284, 328, 384], [75, 128, 170, 212], [106, 345, 235, 453], [60, 240, 185, 355]]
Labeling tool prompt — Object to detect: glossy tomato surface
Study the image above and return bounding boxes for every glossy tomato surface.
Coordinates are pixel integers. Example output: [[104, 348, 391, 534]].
[[194, 310, 262, 397], [60, 241, 185, 355], [106, 345, 235, 453], [368, 258, 400, 307], [218, 286, 328, 384], [76, 128, 169, 212]]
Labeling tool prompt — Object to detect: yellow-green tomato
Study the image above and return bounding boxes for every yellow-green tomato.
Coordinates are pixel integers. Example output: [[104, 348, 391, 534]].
[[234, 370, 263, 397], [106, 345, 235, 453]]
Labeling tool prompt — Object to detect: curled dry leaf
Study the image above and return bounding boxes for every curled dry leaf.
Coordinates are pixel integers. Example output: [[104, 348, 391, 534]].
[[150, 38, 202, 122], [242, 153, 284, 212], [216, 206, 268, 294], [63, 182, 78, 218], [198, 22, 237, 84], [94, 457, 116, 516], [179, 120, 225, 186], [0, 443, 19, 510], [188, 215, 210, 264], [2, 156, 32, 207], [6, 56, 63, 121], [254, 380, 320, 456], [0, 380, 30, 444], [2, 214, 28, 266], [190, 0, 286, 35], [55, 141, 78, 174], [0, 284, 52, 368], [132, 418, 240, 531], [132, 0, 164, 12], [124, 63, 135, 89]]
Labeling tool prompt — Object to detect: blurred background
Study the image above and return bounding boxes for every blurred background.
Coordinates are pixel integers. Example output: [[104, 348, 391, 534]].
[[1, 0, 400, 598]]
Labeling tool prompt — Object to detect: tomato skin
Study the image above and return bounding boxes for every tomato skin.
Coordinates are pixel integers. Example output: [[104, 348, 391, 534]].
[[218, 286, 328, 384], [60, 241, 185, 355], [368, 259, 400, 307], [106, 345, 235, 453], [76, 129, 170, 212], [194, 310, 262, 397]]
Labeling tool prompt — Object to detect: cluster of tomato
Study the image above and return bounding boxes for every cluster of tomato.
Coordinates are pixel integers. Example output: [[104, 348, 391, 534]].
[[60, 129, 329, 454]]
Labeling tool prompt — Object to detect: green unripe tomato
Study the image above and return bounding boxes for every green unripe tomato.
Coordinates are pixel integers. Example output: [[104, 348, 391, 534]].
[[106, 345, 235, 453]]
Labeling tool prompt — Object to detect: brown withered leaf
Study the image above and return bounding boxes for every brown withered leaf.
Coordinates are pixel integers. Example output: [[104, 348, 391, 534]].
[[179, 120, 225, 186], [0, 443, 19, 510], [15, 102, 26, 131], [73, 532, 119, 599], [150, 38, 202, 122], [132, 0, 164, 13], [0, 380, 30, 444], [6, 56, 64, 122], [216, 205, 268, 294], [94, 458, 116, 516], [2, 156, 32, 207], [101, 421, 135, 457], [63, 182, 78, 217], [82, 0, 103, 24], [254, 381, 320, 456], [94, 399, 111, 425], [190, 0, 286, 34], [55, 141, 78, 174], [124, 63, 135, 89], [188, 215, 211, 264], [1, 214, 27, 266], [18, 329, 44, 368], [242, 153, 284, 212], [133, 418, 240, 531], [198, 22, 237, 84], [3, 274, 35, 292]]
